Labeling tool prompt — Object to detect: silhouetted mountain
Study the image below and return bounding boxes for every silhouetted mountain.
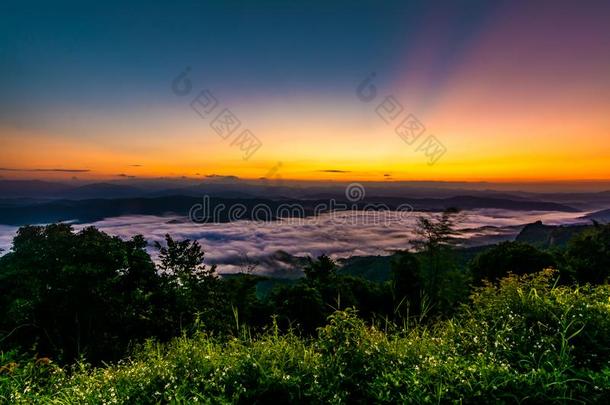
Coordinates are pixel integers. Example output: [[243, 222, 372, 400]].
[[582, 208, 610, 223], [150, 184, 258, 199], [338, 255, 393, 282], [1, 179, 607, 211], [0, 180, 144, 199], [517, 191, 610, 211], [516, 221, 590, 248], [60, 183, 144, 199], [0, 180, 71, 197], [400, 195, 578, 212], [0, 194, 580, 226]]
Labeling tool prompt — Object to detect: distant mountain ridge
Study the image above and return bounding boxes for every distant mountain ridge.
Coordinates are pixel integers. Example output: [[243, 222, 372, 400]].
[[0, 180, 71, 197], [2, 179, 609, 210], [61, 183, 144, 199], [516, 221, 591, 248], [0, 194, 580, 226], [582, 208, 610, 223]]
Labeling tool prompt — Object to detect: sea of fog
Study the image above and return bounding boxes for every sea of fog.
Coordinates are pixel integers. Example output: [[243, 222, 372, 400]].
[[0, 209, 590, 275]]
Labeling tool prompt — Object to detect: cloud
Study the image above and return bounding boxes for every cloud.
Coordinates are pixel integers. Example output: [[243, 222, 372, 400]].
[[0, 167, 91, 173], [0, 209, 587, 274], [205, 174, 240, 181], [129, 164, 143, 167], [317, 169, 351, 173], [63, 210, 583, 275], [0, 225, 19, 254], [116, 173, 136, 178]]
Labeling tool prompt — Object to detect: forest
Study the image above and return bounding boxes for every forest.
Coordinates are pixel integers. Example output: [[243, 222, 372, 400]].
[[1, 212, 609, 403]]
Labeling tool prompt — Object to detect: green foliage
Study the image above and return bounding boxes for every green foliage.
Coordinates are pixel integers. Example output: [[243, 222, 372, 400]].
[[303, 254, 337, 285], [390, 250, 420, 300], [268, 283, 326, 333], [153, 234, 232, 338], [2, 272, 609, 403], [0, 225, 232, 364], [470, 241, 557, 283], [0, 224, 162, 363], [389, 250, 423, 319], [564, 222, 610, 284], [2, 221, 610, 403], [269, 256, 392, 334], [155, 234, 215, 284], [464, 270, 610, 371], [411, 208, 462, 253], [411, 210, 470, 314]]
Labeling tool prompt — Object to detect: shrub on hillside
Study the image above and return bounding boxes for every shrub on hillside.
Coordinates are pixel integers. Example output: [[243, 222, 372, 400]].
[[3, 270, 609, 403], [565, 222, 610, 284], [469, 241, 557, 283]]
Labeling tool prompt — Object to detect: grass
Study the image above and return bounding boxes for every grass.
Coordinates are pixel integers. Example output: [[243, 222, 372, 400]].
[[2, 270, 609, 404]]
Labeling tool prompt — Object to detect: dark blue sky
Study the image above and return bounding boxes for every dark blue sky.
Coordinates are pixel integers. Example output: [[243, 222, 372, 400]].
[[0, 0, 498, 114]]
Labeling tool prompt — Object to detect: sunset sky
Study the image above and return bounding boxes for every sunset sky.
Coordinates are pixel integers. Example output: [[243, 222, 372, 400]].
[[1, 0, 609, 183]]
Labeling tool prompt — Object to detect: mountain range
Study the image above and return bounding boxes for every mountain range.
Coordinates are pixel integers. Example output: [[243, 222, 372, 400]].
[[1, 179, 609, 226]]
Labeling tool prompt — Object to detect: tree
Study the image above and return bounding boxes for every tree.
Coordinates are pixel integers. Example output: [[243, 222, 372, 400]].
[[470, 241, 557, 283], [223, 273, 271, 330], [411, 208, 462, 253], [410, 209, 467, 313], [154, 235, 229, 334], [303, 254, 337, 285], [0, 224, 162, 363], [564, 222, 610, 284], [268, 284, 326, 334], [155, 234, 216, 285], [389, 250, 422, 314]]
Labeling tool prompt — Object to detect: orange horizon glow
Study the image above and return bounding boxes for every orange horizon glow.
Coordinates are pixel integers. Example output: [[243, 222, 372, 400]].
[[1, 119, 610, 183]]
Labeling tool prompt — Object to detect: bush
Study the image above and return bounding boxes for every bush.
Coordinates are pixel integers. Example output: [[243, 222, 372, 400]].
[[3, 270, 609, 404], [470, 241, 557, 283], [0, 226, 232, 364], [565, 222, 610, 284], [0, 225, 163, 363]]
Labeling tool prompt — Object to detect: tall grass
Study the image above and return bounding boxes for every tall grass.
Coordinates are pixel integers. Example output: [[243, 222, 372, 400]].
[[2, 270, 609, 404]]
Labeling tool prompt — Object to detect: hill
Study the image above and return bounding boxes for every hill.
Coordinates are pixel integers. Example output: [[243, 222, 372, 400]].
[[515, 221, 591, 248], [582, 208, 610, 223]]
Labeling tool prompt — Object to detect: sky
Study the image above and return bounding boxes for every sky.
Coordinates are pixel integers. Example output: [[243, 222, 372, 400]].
[[1, 0, 609, 183]]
